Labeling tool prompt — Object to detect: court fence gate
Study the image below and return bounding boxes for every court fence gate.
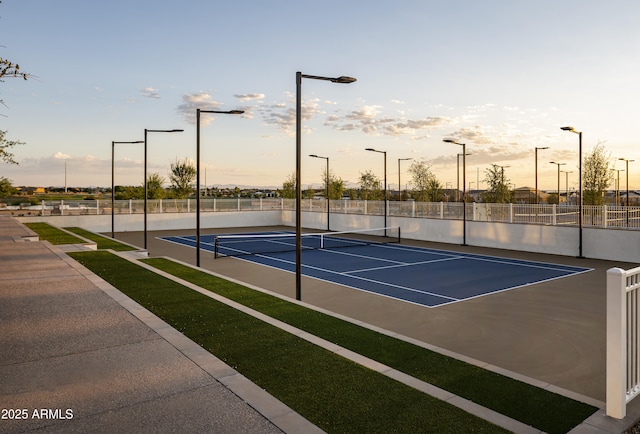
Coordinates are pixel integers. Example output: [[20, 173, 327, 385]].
[[607, 265, 640, 418]]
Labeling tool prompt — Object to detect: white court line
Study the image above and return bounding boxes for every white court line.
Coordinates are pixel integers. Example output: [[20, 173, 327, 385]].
[[249, 252, 460, 303], [344, 256, 462, 274]]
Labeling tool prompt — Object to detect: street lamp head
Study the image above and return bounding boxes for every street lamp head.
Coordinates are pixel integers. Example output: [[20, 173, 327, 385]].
[[537, 146, 550, 150], [561, 126, 581, 135], [331, 76, 357, 84], [309, 154, 318, 158], [228, 110, 245, 115], [365, 148, 376, 152], [444, 138, 465, 146]]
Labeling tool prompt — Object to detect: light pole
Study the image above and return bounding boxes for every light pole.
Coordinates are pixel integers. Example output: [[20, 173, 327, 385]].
[[144, 128, 183, 250], [615, 168, 625, 206], [444, 139, 468, 246], [309, 154, 330, 231], [560, 126, 583, 258], [398, 157, 412, 201], [619, 158, 634, 226], [295, 72, 356, 301], [196, 109, 244, 267], [455, 153, 472, 202], [365, 148, 388, 235], [550, 162, 566, 204], [535, 147, 549, 204], [561, 170, 572, 205], [111, 140, 143, 238]]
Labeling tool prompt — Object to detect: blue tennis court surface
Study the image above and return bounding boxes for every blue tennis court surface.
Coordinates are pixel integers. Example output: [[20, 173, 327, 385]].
[[159, 232, 592, 308]]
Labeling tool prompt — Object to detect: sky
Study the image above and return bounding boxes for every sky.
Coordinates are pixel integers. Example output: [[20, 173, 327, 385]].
[[1, 0, 639, 192]]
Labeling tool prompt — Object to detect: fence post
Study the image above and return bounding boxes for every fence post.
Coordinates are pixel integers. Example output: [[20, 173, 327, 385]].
[[440, 201, 443, 219], [552, 204, 557, 225], [510, 203, 514, 223], [60, 200, 64, 216], [96, 199, 100, 215], [607, 267, 628, 419], [603, 205, 608, 228], [41, 200, 45, 215]]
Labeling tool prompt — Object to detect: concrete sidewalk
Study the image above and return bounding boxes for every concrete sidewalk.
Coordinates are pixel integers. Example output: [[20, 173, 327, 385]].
[[0, 217, 318, 434]]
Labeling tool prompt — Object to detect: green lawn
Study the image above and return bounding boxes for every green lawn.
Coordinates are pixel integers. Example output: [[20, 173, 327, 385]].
[[69, 250, 509, 433], [141, 257, 597, 434], [25, 222, 85, 245], [64, 227, 136, 251]]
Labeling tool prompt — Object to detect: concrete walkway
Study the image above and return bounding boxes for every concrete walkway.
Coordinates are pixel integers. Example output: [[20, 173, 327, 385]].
[[0, 217, 318, 434]]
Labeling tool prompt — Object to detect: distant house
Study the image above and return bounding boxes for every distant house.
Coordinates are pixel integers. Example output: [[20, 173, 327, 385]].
[[513, 186, 548, 204]]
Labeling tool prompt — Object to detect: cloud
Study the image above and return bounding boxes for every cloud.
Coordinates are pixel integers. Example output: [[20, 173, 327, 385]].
[[176, 92, 224, 125], [445, 125, 497, 145], [141, 87, 161, 99], [233, 93, 265, 101], [53, 151, 72, 160], [325, 104, 452, 137], [258, 95, 322, 135]]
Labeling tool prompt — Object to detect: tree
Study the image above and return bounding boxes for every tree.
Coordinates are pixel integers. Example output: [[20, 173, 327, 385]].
[[482, 164, 513, 203], [0, 130, 22, 164], [0, 176, 16, 197], [407, 160, 442, 202], [281, 172, 296, 199], [321, 167, 345, 200], [358, 170, 382, 200], [169, 158, 196, 198], [114, 185, 143, 200], [583, 141, 613, 205], [146, 173, 165, 199]]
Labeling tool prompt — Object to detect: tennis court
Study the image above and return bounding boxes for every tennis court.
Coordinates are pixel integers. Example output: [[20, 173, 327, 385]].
[[159, 228, 592, 308]]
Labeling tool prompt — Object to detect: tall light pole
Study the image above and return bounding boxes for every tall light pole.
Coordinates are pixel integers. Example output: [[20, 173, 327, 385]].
[[296, 72, 356, 301], [144, 128, 183, 250], [455, 153, 472, 202], [309, 154, 330, 231], [561, 170, 572, 205], [561, 126, 583, 258], [550, 162, 566, 204], [619, 157, 635, 226], [196, 109, 244, 267], [365, 148, 387, 235], [615, 168, 625, 206], [111, 140, 143, 238], [398, 157, 412, 201], [535, 147, 549, 204], [444, 139, 468, 246]]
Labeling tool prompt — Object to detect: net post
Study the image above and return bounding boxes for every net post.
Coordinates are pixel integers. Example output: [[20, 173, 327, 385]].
[[214, 237, 219, 259], [397, 226, 401, 243]]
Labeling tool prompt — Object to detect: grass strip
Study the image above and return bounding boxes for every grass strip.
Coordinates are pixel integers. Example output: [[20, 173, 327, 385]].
[[64, 227, 136, 251], [70, 250, 507, 433], [25, 222, 85, 245], [143, 257, 598, 434]]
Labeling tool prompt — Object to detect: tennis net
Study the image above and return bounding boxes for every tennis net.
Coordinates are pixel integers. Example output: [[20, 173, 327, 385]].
[[214, 226, 400, 258]]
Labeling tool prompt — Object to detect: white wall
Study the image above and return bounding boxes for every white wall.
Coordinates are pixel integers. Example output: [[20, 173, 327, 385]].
[[17, 210, 640, 263]]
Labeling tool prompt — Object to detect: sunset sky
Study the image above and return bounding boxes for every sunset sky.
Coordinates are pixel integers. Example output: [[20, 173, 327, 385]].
[[2, 0, 639, 192]]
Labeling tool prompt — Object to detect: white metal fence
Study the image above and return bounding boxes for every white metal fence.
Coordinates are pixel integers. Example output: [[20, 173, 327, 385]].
[[607, 265, 640, 418], [4, 198, 640, 229]]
